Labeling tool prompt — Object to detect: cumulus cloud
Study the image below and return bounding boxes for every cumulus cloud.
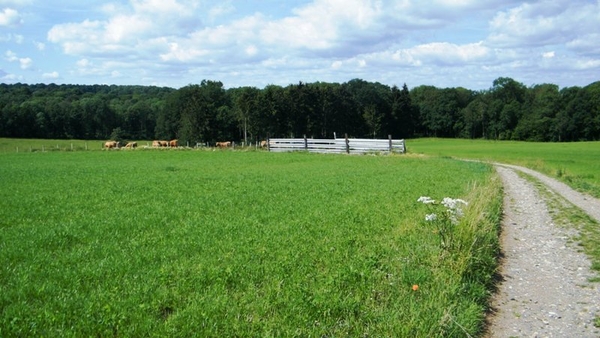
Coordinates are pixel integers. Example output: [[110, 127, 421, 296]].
[[488, 0, 600, 49], [5, 50, 32, 69], [358, 41, 491, 69], [1, 33, 22, 43], [42, 71, 59, 79], [48, 0, 203, 58], [19, 57, 31, 69], [1, 69, 21, 82], [208, 1, 234, 20], [0, 7, 22, 26], [51, 0, 495, 65], [34, 0, 600, 89]]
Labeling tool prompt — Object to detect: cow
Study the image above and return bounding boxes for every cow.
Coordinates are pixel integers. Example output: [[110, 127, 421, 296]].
[[169, 139, 178, 148], [260, 140, 267, 148], [124, 142, 137, 149], [153, 140, 169, 147], [152, 140, 161, 147], [104, 141, 119, 149], [216, 141, 231, 148]]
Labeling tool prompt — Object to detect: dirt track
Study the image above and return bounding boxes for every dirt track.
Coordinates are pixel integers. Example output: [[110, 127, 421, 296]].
[[486, 164, 600, 337]]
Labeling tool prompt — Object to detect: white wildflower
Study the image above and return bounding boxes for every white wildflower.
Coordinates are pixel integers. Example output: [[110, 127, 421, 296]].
[[441, 197, 467, 209], [425, 213, 437, 221], [417, 196, 436, 204]]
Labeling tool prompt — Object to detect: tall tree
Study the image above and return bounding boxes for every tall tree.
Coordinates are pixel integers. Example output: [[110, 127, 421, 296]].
[[390, 84, 414, 138]]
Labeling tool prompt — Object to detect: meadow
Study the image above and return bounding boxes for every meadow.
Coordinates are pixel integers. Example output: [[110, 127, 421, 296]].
[[0, 148, 501, 336], [408, 138, 600, 198]]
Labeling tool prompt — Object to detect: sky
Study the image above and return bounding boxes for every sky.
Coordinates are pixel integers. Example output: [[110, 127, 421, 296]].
[[1, 0, 599, 90]]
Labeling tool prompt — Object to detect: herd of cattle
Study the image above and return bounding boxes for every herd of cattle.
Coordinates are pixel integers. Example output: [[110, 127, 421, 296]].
[[103, 139, 267, 149], [152, 140, 178, 148]]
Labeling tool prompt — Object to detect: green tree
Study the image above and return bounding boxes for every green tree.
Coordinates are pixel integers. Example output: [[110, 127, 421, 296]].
[[232, 86, 261, 144], [390, 84, 415, 138]]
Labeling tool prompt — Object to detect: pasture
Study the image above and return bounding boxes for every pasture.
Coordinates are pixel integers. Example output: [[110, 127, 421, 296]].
[[408, 138, 600, 198], [0, 149, 501, 336]]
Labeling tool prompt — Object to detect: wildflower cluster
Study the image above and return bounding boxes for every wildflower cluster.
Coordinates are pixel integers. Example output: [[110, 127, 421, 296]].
[[417, 196, 468, 250]]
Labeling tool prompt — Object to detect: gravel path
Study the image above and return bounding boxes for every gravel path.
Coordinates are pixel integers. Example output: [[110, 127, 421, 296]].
[[485, 164, 600, 337]]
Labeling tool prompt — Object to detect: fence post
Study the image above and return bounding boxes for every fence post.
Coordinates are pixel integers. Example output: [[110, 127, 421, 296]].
[[388, 135, 392, 153], [345, 133, 349, 154], [304, 134, 308, 151]]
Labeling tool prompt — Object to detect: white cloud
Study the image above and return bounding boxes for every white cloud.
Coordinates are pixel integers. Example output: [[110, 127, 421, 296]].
[[0, 7, 22, 26], [28, 0, 600, 89], [364, 41, 491, 68], [409, 42, 490, 64], [5, 50, 18, 62], [47, 0, 202, 58], [1, 71, 20, 82], [208, 2, 235, 20], [488, 1, 600, 49], [5, 50, 32, 70], [19, 57, 31, 69], [42, 71, 59, 79], [76, 58, 91, 67], [35, 41, 45, 50], [245, 45, 258, 57], [159, 42, 209, 62], [573, 59, 600, 70], [0, 33, 22, 44], [567, 33, 600, 55]]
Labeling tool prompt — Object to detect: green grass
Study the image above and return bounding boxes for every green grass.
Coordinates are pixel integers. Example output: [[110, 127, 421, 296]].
[[408, 138, 600, 198], [0, 149, 501, 336]]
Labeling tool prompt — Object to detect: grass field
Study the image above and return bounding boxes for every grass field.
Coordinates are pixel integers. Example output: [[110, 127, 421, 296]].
[[0, 148, 501, 336], [408, 138, 600, 198]]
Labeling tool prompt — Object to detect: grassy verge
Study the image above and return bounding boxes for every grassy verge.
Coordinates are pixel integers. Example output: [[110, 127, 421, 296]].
[[0, 150, 500, 336], [408, 138, 600, 198]]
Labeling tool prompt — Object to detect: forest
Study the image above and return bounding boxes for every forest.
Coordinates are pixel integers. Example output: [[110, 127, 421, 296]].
[[1, 77, 599, 145]]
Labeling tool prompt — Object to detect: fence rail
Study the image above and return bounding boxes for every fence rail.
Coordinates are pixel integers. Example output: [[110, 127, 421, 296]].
[[268, 135, 405, 154]]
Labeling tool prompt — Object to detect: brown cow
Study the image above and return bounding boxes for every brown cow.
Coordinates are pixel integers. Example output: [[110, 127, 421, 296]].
[[104, 141, 119, 149], [216, 141, 231, 148], [169, 139, 178, 148], [152, 140, 168, 147], [260, 140, 267, 148], [124, 142, 137, 148]]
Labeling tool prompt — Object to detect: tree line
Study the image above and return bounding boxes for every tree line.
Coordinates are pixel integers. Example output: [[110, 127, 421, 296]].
[[1, 77, 599, 145]]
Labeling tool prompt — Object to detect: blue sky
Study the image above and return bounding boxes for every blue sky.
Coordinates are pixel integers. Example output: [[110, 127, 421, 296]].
[[1, 0, 599, 90]]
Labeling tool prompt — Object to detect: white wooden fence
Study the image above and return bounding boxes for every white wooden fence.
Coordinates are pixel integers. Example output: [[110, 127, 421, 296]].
[[268, 135, 405, 154]]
